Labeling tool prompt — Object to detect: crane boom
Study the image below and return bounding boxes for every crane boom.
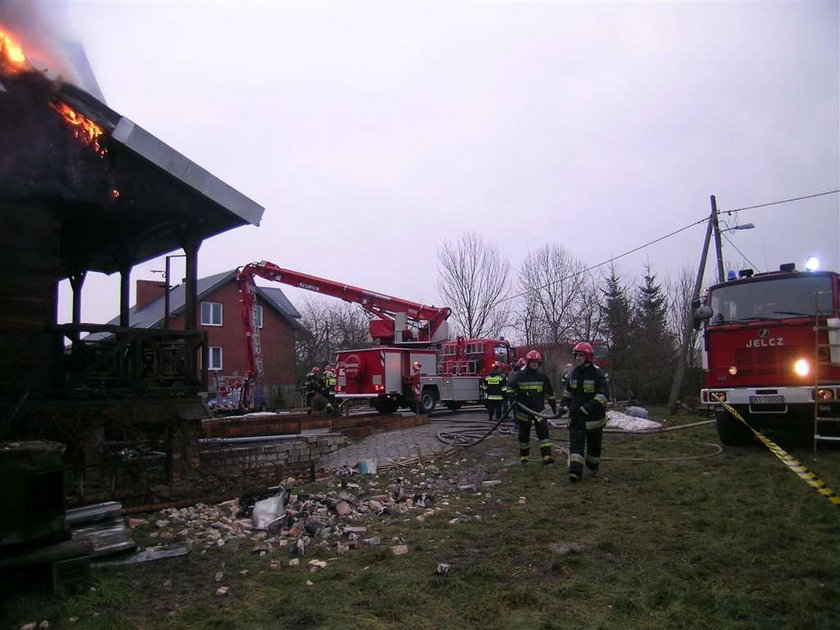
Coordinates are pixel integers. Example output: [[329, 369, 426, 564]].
[[236, 261, 451, 382]]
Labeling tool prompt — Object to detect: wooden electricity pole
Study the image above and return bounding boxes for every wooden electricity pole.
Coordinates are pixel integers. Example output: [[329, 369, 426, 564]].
[[667, 196, 717, 413]]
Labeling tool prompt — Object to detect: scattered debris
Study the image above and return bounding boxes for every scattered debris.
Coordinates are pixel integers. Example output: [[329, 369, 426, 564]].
[[93, 543, 189, 568], [391, 545, 409, 556], [550, 542, 584, 556], [67, 501, 137, 558], [436, 563, 454, 576], [215, 586, 229, 597]]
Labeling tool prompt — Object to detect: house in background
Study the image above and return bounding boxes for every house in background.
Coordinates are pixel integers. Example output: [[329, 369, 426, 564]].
[[102, 269, 302, 407]]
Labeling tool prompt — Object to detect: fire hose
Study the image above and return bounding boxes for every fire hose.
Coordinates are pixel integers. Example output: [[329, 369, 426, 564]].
[[435, 402, 723, 462]]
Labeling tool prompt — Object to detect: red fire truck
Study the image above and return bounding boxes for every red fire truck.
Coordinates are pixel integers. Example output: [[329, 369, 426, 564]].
[[237, 262, 515, 414], [696, 263, 840, 445]]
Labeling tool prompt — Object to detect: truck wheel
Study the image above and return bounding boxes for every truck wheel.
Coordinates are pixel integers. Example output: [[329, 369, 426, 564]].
[[715, 408, 754, 446], [418, 388, 438, 415], [373, 399, 399, 415], [444, 402, 463, 412]]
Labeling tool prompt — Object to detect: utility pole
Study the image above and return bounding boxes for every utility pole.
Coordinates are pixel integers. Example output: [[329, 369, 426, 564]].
[[667, 196, 717, 413], [711, 195, 725, 283]]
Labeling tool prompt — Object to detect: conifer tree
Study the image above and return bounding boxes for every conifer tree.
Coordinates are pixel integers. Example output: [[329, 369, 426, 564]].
[[600, 263, 634, 399], [631, 264, 677, 401]]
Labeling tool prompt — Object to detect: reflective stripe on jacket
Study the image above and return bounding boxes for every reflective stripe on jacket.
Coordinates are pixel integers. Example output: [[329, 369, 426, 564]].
[[482, 372, 507, 400], [507, 367, 555, 413], [561, 362, 608, 420]]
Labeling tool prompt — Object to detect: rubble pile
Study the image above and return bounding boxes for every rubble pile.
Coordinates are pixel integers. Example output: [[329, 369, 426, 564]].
[[127, 460, 498, 558]]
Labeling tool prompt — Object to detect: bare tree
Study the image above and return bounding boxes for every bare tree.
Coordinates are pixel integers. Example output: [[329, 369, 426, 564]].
[[518, 244, 588, 344], [571, 268, 606, 342], [509, 292, 544, 346], [665, 266, 702, 367], [664, 266, 706, 402], [295, 296, 370, 380], [437, 233, 511, 338]]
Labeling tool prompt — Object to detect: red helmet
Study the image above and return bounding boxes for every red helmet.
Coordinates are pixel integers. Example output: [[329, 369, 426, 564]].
[[573, 342, 594, 363], [311, 366, 321, 374], [525, 350, 542, 363]]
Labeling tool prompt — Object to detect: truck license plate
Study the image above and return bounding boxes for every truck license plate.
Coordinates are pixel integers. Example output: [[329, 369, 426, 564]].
[[749, 395, 784, 405]]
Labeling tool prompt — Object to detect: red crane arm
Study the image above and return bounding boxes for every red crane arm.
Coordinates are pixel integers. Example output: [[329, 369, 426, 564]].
[[237, 261, 452, 380]]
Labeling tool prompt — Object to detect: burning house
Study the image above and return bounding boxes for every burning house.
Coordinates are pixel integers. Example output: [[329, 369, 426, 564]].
[[0, 17, 264, 504]]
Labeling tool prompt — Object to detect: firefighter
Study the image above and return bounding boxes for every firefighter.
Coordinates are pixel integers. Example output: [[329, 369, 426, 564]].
[[304, 366, 322, 407], [561, 341, 609, 482], [506, 350, 557, 464], [481, 362, 507, 421], [560, 363, 574, 397], [322, 364, 338, 413]]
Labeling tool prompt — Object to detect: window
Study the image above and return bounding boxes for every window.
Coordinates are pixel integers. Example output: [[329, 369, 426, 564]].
[[494, 343, 509, 364], [253, 305, 263, 329], [207, 346, 223, 371], [201, 302, 223, 326], [709, 275, 834, 325]]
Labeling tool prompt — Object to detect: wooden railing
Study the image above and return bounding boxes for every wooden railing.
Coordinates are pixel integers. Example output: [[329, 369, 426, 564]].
[[54, 324, 208, 398]]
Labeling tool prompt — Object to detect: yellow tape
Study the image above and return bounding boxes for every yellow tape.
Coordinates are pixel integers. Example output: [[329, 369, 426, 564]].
[[716, 399, 840, 507]]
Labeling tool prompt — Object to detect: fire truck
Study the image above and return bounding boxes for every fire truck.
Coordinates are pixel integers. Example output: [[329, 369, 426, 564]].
[[236, 261, 515, 414], [696, 263, 840, 445]]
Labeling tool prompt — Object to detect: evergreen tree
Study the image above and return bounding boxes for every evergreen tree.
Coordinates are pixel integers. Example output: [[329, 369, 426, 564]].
[[599, 263, 634, 400], [631, 264, 677, 401]]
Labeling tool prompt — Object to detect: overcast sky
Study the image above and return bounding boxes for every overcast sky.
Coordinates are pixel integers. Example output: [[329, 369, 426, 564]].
[[17, 1, 840, 324]]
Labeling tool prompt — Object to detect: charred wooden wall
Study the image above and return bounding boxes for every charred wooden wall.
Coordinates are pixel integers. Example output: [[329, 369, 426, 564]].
[[0, 200, 62, 407]]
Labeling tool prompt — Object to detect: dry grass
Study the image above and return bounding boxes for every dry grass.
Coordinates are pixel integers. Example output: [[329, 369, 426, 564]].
[[4, 409, 840, 629]]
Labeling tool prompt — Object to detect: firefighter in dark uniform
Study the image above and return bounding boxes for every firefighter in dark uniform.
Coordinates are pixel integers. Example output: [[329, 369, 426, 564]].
[[322, 364, 338, 413], [561, 341, 609, 482], [506, 350, 557, 464], [304, 366, 322, 407], [481, 362, 507, 421]]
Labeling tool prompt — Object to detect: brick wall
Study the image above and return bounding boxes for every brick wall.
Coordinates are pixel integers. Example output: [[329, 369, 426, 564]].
[[167, 279, 298, 388], [199, 433, 344, 486]]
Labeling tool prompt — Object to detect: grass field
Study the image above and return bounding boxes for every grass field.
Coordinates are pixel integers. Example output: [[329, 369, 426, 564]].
[[4, 409, 839, 629]]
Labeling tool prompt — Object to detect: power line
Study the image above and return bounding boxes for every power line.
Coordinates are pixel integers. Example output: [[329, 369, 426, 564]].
[[720, 189, 840, 215], [499, 215, 709, 305], [722, 232, 759, 272]]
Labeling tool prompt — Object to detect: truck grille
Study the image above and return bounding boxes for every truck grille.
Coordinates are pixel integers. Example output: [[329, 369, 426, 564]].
[[725, 346, 797, 378]]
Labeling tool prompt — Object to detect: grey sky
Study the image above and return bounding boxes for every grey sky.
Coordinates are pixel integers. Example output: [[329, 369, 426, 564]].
[[23, 1, 839, 325]]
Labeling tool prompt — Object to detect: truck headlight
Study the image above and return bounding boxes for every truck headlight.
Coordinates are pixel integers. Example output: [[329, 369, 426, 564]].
[[794, 359, 810, 377], [814, 388, 835, 401]]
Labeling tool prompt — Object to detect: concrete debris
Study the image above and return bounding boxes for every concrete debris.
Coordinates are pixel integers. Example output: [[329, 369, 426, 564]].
[[288, 558, 300, 567], [550, 542, 584, 556], [214, 571, 223, 582], [482, 480, 502, 487], [436, 563, 453, 576], [305, 580, 314, 586], [308, 559, 328, 572], [127, 461, 485, 563], [517, 497, 527, 505], [390, 544, 409, 556], [215, 586, 229, 597]]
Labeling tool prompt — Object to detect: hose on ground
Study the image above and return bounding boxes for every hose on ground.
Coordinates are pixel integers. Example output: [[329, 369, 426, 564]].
[[433, 403, 723, 462]]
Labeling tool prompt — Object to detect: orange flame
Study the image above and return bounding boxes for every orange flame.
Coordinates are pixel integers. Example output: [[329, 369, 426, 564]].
[[0, 27, 28, 73], [49, 101, 107, 157]]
